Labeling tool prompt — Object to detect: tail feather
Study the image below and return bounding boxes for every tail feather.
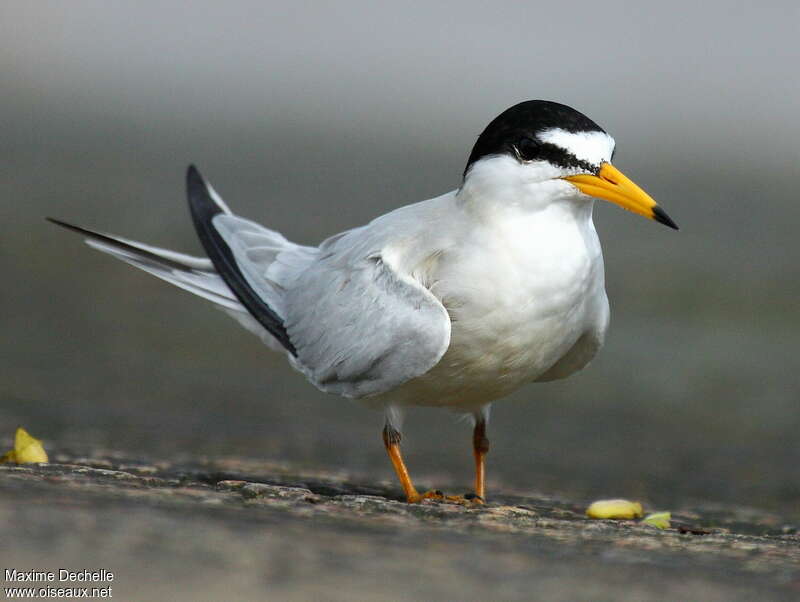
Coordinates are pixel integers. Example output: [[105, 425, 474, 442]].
[[46, 217, 244, 312], [47, 165, 302, 357]]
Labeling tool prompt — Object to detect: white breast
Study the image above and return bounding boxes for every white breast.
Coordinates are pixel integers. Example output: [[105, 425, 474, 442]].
[[384, 198, 609, 410]]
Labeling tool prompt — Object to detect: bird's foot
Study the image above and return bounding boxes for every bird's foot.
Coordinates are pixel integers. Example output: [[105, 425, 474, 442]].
[[406, 489, 442, 503], [407, 490, 485, 505], [464, 492, 485, 505]]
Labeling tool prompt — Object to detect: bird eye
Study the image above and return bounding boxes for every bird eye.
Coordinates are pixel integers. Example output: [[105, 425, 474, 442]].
[[515, 137, 540, 161]]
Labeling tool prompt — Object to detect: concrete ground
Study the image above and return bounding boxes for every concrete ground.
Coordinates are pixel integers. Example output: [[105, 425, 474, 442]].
[[2, 452, 798, 601]]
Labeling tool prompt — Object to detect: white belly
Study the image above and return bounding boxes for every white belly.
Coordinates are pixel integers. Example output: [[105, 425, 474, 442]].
[[384, 205, 609, 410]]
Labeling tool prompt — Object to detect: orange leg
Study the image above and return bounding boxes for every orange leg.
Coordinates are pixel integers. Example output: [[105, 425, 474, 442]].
[[472, 418, 489, 503], [382, 425, 443, 503], [382, 422, 488, 505], [383, 424, 422, 502]]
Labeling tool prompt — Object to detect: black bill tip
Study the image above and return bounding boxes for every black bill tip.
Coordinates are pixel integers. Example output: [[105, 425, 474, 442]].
[[653, 205, 679, 230]]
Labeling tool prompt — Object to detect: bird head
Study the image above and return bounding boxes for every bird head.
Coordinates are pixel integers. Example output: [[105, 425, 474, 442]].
[[461, 100, 677, 229]]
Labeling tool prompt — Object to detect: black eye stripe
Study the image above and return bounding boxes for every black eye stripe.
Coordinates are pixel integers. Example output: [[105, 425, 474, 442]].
[[514, 140, 598, 173], [515, 137, 540, 160]]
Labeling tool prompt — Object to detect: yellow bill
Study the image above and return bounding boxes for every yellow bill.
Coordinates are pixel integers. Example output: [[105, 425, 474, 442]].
[[564, 163, 678, 230]]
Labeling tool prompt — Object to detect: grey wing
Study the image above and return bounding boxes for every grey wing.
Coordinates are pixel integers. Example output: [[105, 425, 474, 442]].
[[193, 163, 452, 398], [282, 250, 451, 399]]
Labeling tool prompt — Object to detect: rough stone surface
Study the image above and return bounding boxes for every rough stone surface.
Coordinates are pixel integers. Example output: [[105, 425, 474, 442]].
[[1, 453, 798, 601]]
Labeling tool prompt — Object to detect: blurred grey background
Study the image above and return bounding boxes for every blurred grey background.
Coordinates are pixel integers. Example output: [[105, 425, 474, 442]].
[[2, 0, 799, 511]]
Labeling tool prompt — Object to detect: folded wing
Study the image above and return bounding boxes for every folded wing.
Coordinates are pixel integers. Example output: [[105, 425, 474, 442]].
[[190, 167, 452, 398], [281, 238, 452, 398]]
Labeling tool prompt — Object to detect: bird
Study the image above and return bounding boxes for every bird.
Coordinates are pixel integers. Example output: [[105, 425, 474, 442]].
[[49, 100, 677, 504]]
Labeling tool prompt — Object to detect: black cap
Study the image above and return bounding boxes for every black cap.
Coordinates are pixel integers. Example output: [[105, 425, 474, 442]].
[[464, 100, 607, 177]]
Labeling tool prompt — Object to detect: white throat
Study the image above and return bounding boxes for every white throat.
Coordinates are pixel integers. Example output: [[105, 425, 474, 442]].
[[457, 154, 592, 222]]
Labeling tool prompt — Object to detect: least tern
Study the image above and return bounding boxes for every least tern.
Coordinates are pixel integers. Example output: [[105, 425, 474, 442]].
[[49, 100, 677, 503]]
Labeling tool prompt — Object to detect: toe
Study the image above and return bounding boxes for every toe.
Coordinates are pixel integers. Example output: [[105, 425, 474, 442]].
[[464, 493, 485, 505], [420, 490, 446, 501]]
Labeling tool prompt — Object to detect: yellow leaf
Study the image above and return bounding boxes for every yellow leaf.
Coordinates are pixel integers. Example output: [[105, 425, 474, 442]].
[[7, 427, 49, 464], [586, 499, 644, 519], [0, 450, 16, 464], [642, 512, 671, 529]]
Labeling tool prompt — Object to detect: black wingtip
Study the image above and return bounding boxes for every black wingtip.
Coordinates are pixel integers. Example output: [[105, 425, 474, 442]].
[[185, 165, 297, 356], [186, 164, 205, 198], [653, 206, 679, 231], [186, 164, 224, 227]]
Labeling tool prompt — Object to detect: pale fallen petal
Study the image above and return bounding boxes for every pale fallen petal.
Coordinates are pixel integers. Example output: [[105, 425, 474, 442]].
[[586, 499, 644, 519], [6, 427, 49, 464], [642, 512, 671, 529]]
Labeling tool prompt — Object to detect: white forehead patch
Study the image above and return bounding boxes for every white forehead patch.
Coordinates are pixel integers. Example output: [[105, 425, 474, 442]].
[[537, 128, 616, 166]]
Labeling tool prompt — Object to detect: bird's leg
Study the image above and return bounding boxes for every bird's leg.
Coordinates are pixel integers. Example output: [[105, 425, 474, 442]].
[[382, 424, 441, 503], [470, 416, 490, 503], [381, 420, 485, 505]]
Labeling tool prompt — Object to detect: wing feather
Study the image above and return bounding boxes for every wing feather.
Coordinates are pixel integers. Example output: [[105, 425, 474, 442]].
[[186, 165, 297, 354], [283, 244, 451, 398]]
